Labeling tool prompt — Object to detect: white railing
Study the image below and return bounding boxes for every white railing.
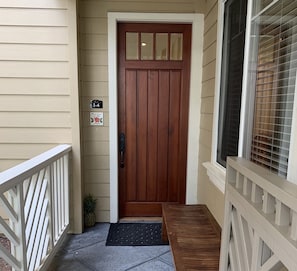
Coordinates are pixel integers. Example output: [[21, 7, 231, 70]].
[[0, 144, 71, 271], [220, 157, 297, 271]]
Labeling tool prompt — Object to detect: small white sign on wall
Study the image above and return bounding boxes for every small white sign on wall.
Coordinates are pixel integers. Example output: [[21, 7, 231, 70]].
[[90, 112, 104, 126]]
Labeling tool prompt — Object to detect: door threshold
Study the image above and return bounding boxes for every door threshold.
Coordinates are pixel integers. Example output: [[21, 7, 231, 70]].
[[119, 217, 162, 223]]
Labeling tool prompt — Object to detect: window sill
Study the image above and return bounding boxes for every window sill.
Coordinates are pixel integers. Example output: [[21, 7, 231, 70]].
[[203, 161, 226, 194]]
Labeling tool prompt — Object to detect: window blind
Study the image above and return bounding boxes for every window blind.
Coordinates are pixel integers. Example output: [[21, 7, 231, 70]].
[[250, 0, 297, 177]]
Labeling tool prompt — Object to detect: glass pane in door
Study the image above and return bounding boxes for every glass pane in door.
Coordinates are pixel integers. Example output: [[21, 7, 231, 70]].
[[156, 33, 168, 60], [141, 33, 154, 60], [126, 32, 139, 60], [170, 33, 183, 60]]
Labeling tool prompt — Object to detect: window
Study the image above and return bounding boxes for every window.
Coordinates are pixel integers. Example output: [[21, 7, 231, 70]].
[[206, 0, 297, 190], [217, 0, 248, 167], [245, 0, 297, 178]]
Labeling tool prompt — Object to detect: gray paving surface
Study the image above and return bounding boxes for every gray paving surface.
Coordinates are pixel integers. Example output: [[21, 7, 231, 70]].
[[50, 223, 174, 271]]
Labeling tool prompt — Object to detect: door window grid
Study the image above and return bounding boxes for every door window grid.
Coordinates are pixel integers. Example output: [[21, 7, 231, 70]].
[[125, 32, 183, 61]]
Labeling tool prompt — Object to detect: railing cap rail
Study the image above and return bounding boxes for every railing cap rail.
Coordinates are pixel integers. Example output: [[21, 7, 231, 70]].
[[227, 157, 297, 209], [0, 144, 71, 192]]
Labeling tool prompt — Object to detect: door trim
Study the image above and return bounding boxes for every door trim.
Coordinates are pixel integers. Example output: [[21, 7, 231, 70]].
[[108, 12, 204, 222]]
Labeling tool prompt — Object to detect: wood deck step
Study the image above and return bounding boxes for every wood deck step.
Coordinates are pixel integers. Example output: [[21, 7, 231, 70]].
[[162, 204, 221, 271]]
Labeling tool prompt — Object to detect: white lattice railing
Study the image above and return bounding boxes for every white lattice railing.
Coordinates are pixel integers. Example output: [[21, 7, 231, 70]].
[[0, 144, 71, 271], [220, 157, 297, 271]]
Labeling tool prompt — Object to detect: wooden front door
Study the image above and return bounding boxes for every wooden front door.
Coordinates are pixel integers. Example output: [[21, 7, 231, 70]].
[[118, 23, 192, 217]]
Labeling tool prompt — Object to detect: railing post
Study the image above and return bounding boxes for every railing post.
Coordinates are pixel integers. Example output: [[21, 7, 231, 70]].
[[46, 165, 54, 255], [64, 153, 70, 227], [15, 184, 28, 271]]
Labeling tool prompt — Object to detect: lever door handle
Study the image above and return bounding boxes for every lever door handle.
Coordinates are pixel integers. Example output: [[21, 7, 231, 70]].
[[120, 150, 124, 168], [119, 133, 125, 168]]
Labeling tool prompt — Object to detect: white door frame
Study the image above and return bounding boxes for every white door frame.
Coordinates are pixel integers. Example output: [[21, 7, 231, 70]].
[[108, 12, 204, 222]]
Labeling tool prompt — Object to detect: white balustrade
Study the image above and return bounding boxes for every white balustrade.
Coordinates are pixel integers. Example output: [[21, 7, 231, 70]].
[[0, 145, 71, 271], [220, 157, 297, 271]]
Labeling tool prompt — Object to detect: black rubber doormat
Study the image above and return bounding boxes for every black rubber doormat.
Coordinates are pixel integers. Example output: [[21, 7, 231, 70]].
[[105, 223, 169, 246]]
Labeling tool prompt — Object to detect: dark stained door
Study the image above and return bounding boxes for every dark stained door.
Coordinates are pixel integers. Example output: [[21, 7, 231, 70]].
[[118, 23, 192, 217]]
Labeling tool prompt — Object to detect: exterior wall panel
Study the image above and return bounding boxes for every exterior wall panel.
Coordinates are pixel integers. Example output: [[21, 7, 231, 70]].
[[0, 1, 82, 233], [0, 26, 68, 44], [79, 0, 205, 222], [0, 9, 68, 26], [0, 4, 72, 167], [199, 0, 225, 226], [0, 0, 68, 9], [0, 0, 225, 228]]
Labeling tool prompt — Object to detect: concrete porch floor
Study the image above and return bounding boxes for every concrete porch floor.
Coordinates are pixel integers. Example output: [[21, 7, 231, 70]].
[[50, 223, 174, 271]]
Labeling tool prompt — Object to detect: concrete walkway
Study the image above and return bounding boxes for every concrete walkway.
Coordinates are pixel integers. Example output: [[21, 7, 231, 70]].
[[50, 223, 174, 271]]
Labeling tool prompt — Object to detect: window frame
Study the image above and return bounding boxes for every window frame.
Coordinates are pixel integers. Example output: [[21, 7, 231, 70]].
[[216, 0, 247, 168], [204, 0, 297, 192]]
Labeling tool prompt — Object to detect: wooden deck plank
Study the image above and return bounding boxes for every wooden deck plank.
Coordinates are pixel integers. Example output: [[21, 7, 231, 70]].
[[162, 204, 221, 271]]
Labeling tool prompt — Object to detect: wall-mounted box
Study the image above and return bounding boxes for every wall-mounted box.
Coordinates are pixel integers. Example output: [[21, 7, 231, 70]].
[[90, 99, 103, 109], [90, 112, 103, 126]]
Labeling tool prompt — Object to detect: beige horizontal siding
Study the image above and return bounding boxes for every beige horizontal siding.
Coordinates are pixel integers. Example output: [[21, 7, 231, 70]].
[[202, 60, 216, 82], [0, 96, 71, 111], [84, 141, 109, 156], [205, 0, 217, 13], [0, 0, 68, 9], [80, 65, 108, 82], [0, 78, 70, 95], [198, 144, 212, 163], [203, 23, 217, 50], [85, 183, 110, 197], [0, 44, 69, 61], [199, 128, 213, 149], [81, 81, 109, 96], [204, 0, 217, 32], [200, 113, 213, 131], [84, 169, 110, 183], [0, 0, 82, 233], [0, 141, 69, 176], [80, 18, 107, 34], [96, 210, 110, 222], [80, 34, 108, 50], [79, 0, 204, 17], [83, 155, 110, 170], [80, 50, 108, 65], [96, 197, 110, 211], [0, 112, 71, 127], [0, 5, 72, 163], [0, 143, 58, 160], [0, 26, 68, 44], [202, 78, 215, 98], [199, 0, 225, 227], [0, 128, 71, 143], [83, 127, 110, 141], [0, 8, 68, 26], [201, 96, 214, 114], [0, 61, 69, 78], [203, 41, 217, 67]]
